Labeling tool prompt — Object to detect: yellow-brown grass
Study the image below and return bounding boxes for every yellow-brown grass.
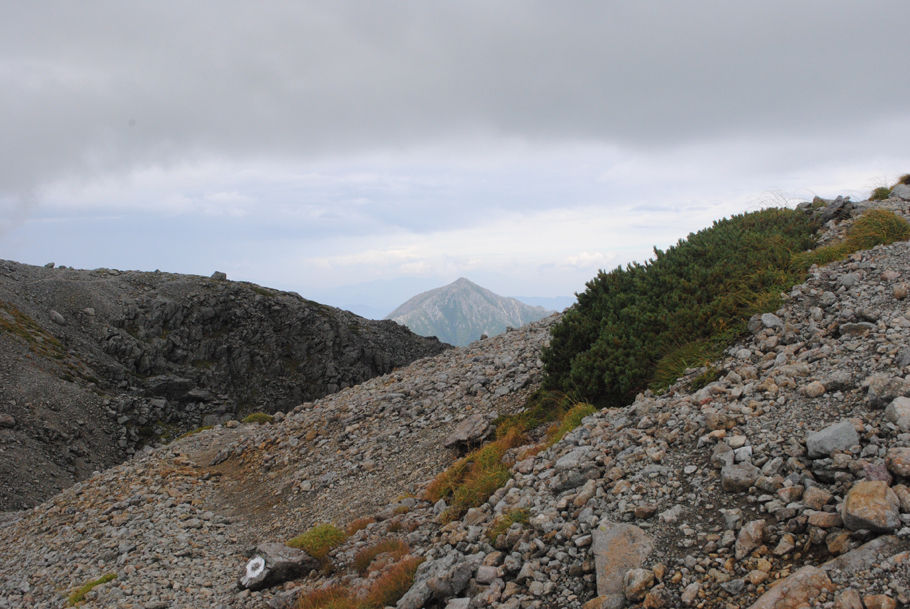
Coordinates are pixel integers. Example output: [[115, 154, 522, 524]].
[[352, 538, 409, 575]]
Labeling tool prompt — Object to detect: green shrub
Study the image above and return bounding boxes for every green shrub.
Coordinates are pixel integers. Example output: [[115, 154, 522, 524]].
[[896, 174, 910, 186], [67, 573, 117, 606], [241, 412, 274, 425], [542, 208, 818, 406], [288, 523, 347, 559], [870, 186, 892, 201]]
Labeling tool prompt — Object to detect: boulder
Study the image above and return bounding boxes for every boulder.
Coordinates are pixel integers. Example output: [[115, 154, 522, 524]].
[[834, 588, 863, 609], [863, 594, 898, 609], [443, 413, 490, 448], [817, 196, 853, 224], [804, 381, 826, 398], [884, 396, 910, 432], [592, 521, 653, 598], [892, 183, 910, 201], [622, 568, 654, 602], [735, 519, 766, 559], [806, 420, 858, 459], [746, 565, 835, 609], [885, 447, 910, 478], [238, 542, 318, 590], [721, 462, 760, 492], [396, 551, 481, 609], [841, 480, 900, 532], [866, 376, 909, 409], [760, 313, 783, 330]]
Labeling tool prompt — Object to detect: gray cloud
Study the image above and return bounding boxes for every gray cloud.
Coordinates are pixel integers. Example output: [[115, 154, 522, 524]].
[[3, 1, 909, 197]]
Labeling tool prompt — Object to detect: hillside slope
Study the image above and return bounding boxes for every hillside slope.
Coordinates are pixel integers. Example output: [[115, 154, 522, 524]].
[[2, 195, 910, 609], [387, 277, 552, 346], [0, 315, 557, 608], [0, 262, 447, 509]]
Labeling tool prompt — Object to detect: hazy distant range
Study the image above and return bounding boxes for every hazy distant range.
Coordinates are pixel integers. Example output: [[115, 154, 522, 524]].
[[311, 278, 575, 321]]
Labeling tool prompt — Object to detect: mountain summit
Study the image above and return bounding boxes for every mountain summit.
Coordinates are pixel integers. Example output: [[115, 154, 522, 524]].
[[386, 277, 553, 346]]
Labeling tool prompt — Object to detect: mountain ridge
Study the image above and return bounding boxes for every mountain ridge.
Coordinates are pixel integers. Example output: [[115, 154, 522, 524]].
[[386, 277, 553, 346]]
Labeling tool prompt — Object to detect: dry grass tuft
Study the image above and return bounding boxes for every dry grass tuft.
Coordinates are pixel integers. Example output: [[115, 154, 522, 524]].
[[352, 538, 409, 575], [360, 557, 423, 609], [425, 426, 524, 520], [295, 556, 423, 609], [346, 516, 375, 536], [296, 585, 359, 609]]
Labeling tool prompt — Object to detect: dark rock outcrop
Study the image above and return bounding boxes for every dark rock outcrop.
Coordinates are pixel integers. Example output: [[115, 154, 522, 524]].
[[0, 261, 447, 509]]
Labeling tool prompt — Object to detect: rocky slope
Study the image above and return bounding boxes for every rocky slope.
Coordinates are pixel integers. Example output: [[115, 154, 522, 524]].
[[0, 262, 447, 510], [387, 278, 552, 346], [2, 193, 910, 609], [0, 315, 556, 608]]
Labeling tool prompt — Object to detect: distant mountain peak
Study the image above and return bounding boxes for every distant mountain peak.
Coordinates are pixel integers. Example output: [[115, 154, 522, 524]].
[[386, 278, 553, 346]]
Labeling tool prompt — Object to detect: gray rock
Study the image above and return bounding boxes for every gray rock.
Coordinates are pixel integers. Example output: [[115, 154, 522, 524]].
[[866, 375, 909, 408], [806, 420, 858, 459], [237, 542, 318, 590], [397, 551, 481, 609], [210, 271, 228, 280], [735, 519, 765, 559], [892, 183, 910, 201], [721, 462, 760, 492], [554, 446, 593, 472], [839, 322, 876, 336], [824, 370, 854, 392], [475, 565, 499, 585], [884, 396, 910, 432], [443, 413, 490, 448], [839, 272, 861, 287], [0, 414, 15, 429], [760, 313, 783, 330], [49, 310, 65, 325], [817, 196, 853, 224]]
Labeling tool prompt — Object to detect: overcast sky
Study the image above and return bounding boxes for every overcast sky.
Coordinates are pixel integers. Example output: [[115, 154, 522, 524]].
[[3, 2, 910, 317]]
